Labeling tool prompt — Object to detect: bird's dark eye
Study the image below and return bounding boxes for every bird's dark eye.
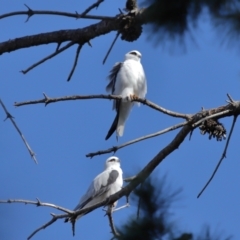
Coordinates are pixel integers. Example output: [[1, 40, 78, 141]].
[[130, 52, 137, 56], [109, 158, 115, 162]]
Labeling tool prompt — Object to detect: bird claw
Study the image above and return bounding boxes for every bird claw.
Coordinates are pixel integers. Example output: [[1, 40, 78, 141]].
[[125, 94, 138, 102], [130, 94, 138, 101]]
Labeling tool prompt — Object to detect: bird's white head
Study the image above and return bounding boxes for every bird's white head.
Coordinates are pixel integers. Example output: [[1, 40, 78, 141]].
[[125, 50, 142, 62], [105, 156, 121, 169]]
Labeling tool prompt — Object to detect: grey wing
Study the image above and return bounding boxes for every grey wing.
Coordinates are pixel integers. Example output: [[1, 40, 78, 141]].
[[106, 62, 122, 94], [93, 169, 119, 197], [73, 181, 95, 210], [74, 169, 119, 210]]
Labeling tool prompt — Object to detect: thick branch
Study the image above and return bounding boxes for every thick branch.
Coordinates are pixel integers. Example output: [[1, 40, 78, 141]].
[[69, 124, 192, 217], [2, 95, 240, 238], [0, 124, 191, 239], [87, 98, 240, 157], [0, 15, 121, 55]]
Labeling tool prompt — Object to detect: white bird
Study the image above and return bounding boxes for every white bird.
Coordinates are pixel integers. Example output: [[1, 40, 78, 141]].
[[105, 50, 147, 140], [65, 156, 123, 222]]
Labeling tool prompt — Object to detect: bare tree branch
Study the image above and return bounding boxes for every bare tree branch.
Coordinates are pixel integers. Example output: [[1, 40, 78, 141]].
[[226, 93, 234, 103], [0, 6, 114, 22], [0, 15, 122, 55], [14, 94, 121, 106], [80, 0, 105, 17], [103, 32, 120, 64], [86, 120, 187, 158], [0, 123, 192, 239], [21, 41, 75, 74], [27, 213, 65, 240], [86, 98, 240, 158], [197, 115, 238, 198], [0, 198, 73, 214], [67, 44, 82, 81], [14, 94, 188, 119], [0, 99, 38, 164], [135, 97, 190, 119], [2, 94, 240, 237], [192, 109, 231, 128], [106, 205, 120, 238]]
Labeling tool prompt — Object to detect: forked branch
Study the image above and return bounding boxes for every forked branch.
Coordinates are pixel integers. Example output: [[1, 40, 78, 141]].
[[197, 115, 238, 198], [0, 15, 121, 55], [0, 123, 192, 239], [0, 198, 73, 214]]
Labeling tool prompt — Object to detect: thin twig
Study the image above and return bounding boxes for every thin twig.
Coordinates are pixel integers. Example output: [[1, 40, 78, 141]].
[[197, 115, 238, 198], [28, 214, 59, 240], [14, 94, 189, 119], [67, 44, 82, 81], [86, 121, 187, 158], [21, 42, 75, 74], [103, 32, 120, 64], [227, 93, 234, 103], [80, 0, 105, 17], [0, 99, 38, 164], [0, 198, 73, 214]]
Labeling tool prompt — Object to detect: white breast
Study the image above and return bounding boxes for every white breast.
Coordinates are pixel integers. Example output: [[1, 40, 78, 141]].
[[114, 59, 147, 99]]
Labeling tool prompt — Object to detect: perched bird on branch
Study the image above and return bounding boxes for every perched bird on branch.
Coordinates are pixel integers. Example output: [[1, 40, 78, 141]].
[[105, 50, 147, 140], [65, 156, 123, 223]]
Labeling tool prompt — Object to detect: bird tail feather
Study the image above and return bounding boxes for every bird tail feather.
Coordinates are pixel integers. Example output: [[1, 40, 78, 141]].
[[116, 102, 133, 137], [105, 100, 121, 140], [105, 114, 119, 140], [105, 100, 133, 140]]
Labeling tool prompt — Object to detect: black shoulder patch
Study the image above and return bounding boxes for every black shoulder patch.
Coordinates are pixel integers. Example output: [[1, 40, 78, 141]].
[[106, 62, 122, 94], [107, 170, 119, 185]]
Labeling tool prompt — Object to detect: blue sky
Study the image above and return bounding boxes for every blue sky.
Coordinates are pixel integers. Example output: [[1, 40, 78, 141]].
[[1, 1, 240, 240]]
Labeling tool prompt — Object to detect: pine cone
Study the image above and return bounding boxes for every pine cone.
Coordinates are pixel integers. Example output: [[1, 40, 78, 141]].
[[119, 17, 142, 42], [199, 118, 226, 141]]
